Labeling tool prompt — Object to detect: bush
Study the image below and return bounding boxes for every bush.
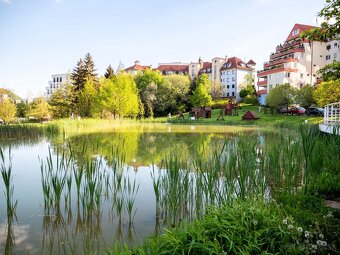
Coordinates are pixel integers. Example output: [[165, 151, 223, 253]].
[[243, 95, 258, 105]]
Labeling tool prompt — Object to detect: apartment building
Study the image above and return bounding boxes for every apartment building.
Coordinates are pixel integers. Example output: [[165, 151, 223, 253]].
[[257, 23, 339, 105], [220, 58, 256, 101], [45, 73, 70, 99]]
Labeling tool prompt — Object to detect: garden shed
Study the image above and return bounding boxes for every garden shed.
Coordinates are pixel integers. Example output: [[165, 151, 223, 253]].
[[242, 111, 259, 120]]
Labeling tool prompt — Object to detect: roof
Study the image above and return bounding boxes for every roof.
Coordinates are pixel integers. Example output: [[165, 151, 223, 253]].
[[156, 64, 189, 72], [242, 111, 259, 120], [124, 63, 150, 72], [220, 57, 253, 71], [202, 62, 212, 68], [247, 59, 256, 65], [199, 62, 212, 74], [286, 23, 319, 42]]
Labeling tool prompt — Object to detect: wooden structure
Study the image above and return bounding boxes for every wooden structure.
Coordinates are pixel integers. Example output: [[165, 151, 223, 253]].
[[224, 101, 239, 116], [242, 111, 259, 120], [190, 107, 212, 119]]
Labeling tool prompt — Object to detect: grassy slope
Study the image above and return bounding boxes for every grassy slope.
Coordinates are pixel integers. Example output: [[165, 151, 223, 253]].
[[0, 88, 22, 101], [168, 105, 323, 129]]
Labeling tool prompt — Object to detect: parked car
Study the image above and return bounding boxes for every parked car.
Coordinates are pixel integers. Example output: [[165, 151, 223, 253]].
[[290, 107, 306, 115], [277, 106, 290, 114], [308, 107, 324, 116]]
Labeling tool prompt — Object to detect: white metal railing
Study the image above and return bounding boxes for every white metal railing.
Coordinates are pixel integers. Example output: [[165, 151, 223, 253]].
[[324, 102, 340, 125]]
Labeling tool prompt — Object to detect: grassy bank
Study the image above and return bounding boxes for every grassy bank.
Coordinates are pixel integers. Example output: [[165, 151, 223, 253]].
[[169, 105, 323, 129]]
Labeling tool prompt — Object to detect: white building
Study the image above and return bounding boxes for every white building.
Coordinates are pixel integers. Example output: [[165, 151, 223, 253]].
[[45, 73, 71, 99], [220, 57, 256, 101]]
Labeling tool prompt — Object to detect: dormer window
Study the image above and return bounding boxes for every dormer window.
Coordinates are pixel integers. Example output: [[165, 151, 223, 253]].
[[292, 29, 299, 36], [227, 62, 231, 68]]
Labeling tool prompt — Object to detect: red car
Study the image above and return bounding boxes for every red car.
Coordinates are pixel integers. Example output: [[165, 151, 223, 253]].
[[290, 107, 306, 115]]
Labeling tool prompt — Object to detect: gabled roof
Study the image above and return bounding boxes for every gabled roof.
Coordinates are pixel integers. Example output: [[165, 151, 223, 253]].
[[124, 63, 150, 71], [220, 57, 253, 71], [199, 62, 212, 74], [156, 64, 189, 72], [247, 59, 256, 65], [202, 62, 212, 69], [286, 23, 319, 42]]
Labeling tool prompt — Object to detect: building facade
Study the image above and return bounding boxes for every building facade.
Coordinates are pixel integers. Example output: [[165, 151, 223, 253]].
[[45, 73, 70, 99], [156, 63, 189, 75], [257, 23, 340, 105], [124, 61, 151, 75]]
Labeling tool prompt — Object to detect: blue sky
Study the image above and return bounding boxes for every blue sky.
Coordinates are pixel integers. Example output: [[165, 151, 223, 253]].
[[0, 0, 325, 98]]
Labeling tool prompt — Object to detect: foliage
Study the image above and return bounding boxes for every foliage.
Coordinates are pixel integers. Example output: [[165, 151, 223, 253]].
[[266, 84, 297, 108], [29, 97, 50, 120], [77, 78, 97, 117], [313, 79, 340, 107], [0, 99, 17, 122], [190, 83, 212, 107], [300, 0, 339, 41], [318, 61, 340, 82], [49, 81, 76, 118], [97, 74, 140, 118], [16, 102, 29, 118], [71, 58, 86, 92], [104, 64, 115, 79], [296, 85, 316, 108], [0, 88, 21, 101]]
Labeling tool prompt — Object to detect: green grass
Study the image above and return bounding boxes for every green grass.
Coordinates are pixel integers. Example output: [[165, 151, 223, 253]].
[[168, 104, 323, 129]]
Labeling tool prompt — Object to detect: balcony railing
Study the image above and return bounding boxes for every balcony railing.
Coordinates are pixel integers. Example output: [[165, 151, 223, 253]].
[[270, 47, 305, 61], [257, 67, 298, 77], [257, 80, 268, 86], [264, 58, 299, 69], [324, 102, 340, 125]]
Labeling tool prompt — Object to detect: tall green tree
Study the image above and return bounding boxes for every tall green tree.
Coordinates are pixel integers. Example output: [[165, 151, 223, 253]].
[[191, 74, 211, 94], [296, 85, 316, 108], [78, 78, 97, 117], [164, 74, 191, 112], [84, 53, 98, 84], [313, 80, 340, 107], [190, 83, 212, 107], [29, 97, 51, 120], [104, 65, 115, 79], [266, 84, 297, 110], [71, 58, 86, 92], [49, 81, 76, 118], [318, 61, 340, 82], [0, 99, 16, 123]]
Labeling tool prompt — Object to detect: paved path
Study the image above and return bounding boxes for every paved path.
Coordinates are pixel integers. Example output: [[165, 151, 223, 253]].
[[325, 199, 340, 210]]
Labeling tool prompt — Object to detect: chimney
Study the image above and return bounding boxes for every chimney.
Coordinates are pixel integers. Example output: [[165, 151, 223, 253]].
[[135, 60, 140, 65]]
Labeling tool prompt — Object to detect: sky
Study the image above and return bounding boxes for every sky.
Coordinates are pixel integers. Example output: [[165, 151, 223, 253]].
[[0, 0, 326, 99]]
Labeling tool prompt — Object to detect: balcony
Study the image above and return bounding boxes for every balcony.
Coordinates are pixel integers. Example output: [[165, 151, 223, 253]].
[[257, 80, 268, 87], [257, 90, 267, 96], [257, 67, 298, 77], [275, 40, 302, 52], [270, 47, 305, 61], [264, 58, 299, 69]]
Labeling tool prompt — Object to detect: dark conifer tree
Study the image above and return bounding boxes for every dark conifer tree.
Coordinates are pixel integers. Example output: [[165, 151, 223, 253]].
[[84, 53, 98, 83], [71, 58, 86, 92], [104, 65, 115, 79]]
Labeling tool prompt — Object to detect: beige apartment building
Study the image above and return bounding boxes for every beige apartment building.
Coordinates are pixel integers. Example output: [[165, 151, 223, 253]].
[[257, 23, 340, 105]]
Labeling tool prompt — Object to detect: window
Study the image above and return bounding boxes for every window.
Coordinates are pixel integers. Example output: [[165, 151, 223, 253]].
[[300, 73, 303, 78], [335, 43, 338, 47], [292, 29, 299, 36], [334, 53, 337, 59], [227, 71, 230, 75], [232, 92, 235, 96], [294, 63, 297, 68], [227, 78, 230, 82], [300, 84, 303, 88], [285, 72, 290, 78], [326, 55, 331, 60], [232, 70, 235, 74], [232, 77, 235, 81], [227, 85, 230, 89], [268, 75, 271, 80], [53, 78, 56, 82], [60, 77, 62, 82], [232, 84, 235, 88], [326, 45, 331, 50], [227, 92, 229, 96]]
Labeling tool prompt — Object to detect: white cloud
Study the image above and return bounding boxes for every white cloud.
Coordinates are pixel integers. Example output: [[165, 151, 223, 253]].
[[1, 0, 12, 4]]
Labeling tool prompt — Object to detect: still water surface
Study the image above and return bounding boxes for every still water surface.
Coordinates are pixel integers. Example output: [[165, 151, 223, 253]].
[[0, 124, 269, 255]]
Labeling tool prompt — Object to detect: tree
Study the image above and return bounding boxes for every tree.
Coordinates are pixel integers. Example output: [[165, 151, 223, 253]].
[[190, 83, 212, 107], [0, 99, 16, 123], [16, 102, 29, 118], [191, 74, 211, 94], [104, 65, 115, 79], [318, 61, 340, 82], [84, 53, 98, 85], [266, 84, 297, 110], [29, 97, 51, 120], [71, 58, 86, 92], [296, 85, 316, 108], [49, 81, 76, 118], [77, 78, 97, 117], [313, 80, 340, 107]]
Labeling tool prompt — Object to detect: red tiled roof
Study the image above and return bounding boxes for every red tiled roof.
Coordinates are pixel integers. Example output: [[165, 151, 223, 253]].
[[124, 64, 150, 71], [156, 64, 189, 72], [220, 57, 253, 71], [286, 23, 319, 42], [202, 62, 212, 68]]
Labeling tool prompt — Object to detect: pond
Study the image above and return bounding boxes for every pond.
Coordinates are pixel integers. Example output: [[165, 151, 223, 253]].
[[0, 123, 300, 255]]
